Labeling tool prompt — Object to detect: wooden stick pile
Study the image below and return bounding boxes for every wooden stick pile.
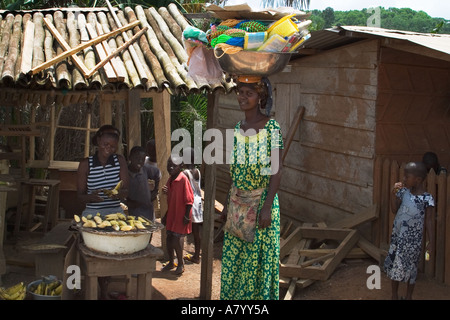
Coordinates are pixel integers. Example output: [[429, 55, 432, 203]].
[[279, 204, 387, 299]]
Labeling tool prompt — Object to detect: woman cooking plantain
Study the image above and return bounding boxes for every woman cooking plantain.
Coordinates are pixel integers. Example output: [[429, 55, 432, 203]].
[[77, 124, 129, 217], [76, 124, 129, 299]]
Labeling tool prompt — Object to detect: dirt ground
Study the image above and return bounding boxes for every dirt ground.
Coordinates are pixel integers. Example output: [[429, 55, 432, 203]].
[[2, 224, 450, 301]]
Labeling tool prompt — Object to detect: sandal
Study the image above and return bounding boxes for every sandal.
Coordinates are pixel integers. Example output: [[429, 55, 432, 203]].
[[161, 261, 177, 271], [184, 253, 200, 264], [174, 265, 185, 275]]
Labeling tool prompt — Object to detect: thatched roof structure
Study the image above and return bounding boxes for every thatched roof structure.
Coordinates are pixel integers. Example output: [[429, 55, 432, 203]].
[[0, 4, 233, 106]]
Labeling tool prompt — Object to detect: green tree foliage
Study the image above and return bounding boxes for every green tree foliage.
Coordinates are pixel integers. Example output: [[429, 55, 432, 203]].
[[310, 7, 450, 34]]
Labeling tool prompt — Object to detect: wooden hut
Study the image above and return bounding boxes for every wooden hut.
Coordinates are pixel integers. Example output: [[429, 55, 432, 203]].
[[213, 26, 450, 284]]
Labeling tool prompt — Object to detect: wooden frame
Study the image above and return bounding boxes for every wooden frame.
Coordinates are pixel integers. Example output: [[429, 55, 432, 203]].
[[280, 226, 359, 281]]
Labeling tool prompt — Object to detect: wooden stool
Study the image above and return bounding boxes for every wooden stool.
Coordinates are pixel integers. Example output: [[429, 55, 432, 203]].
[[22, 221, 74, 279], [14, 178, 60, 234], [79, 244, 163, 300]]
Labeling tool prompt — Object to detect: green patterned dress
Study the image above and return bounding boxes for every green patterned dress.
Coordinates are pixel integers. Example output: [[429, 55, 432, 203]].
[[220, 118, 283, 300]]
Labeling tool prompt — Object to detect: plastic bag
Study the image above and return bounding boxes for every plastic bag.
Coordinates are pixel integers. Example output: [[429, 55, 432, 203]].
[[187, 46, 223, 82]]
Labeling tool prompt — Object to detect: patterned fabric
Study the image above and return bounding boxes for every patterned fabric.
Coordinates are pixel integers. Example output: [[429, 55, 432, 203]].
[[224, 28, 246, 37], [384, 188, 435, 284], [86, 153, 121, 210], [236, 20, 268, 32], [224, 185, 264, 242], [220, 119, 284, 300]]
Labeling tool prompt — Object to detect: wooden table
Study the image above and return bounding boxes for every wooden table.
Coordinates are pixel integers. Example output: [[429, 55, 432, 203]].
[[79, 244, 163, 300]]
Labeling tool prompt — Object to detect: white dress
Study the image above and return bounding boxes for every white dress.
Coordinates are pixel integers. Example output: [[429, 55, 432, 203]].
[[184, 169, 203, 223]]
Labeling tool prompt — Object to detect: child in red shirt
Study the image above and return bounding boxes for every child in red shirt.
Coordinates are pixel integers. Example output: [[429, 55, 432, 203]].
[[162, 155, 193, 275]]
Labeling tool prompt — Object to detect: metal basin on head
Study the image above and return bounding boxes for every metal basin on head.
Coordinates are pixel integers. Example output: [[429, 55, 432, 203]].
[[214, 48, 291, 77]]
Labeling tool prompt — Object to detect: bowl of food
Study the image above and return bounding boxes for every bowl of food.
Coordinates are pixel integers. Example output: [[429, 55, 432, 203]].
[[214, 48, 291, 76], [74, 213, 163, 255], [27, 276, 62, 300], [80, 227, 152, 255]]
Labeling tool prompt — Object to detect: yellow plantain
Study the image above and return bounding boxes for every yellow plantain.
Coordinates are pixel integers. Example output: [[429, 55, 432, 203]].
[[114, 180, 122, 191], [93, 215, 103, 224], [4, 282, 24, 296], [53, 283, 63, 296], [74, 214, 81, 223], [134, 221, 147, 230], [6, 286, 26, 300], [120, 225, 133, 231], [83, 220, 97, 228], [105, 213, 119, 220], [15, 288, 26, 300]]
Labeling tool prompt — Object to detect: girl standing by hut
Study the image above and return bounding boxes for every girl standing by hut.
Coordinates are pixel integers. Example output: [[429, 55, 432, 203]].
[[384, 161, 434, 300]]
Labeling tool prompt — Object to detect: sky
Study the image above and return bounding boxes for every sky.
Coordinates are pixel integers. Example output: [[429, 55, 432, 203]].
[[224, 0, 450, 20]]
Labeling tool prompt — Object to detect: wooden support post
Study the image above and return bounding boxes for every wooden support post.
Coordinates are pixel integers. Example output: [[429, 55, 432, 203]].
[[0, 160, 9, 283], [125, 89, 141, 152], [200, 92, 217, 300], [152, 90, 171, 258], [99, 93, 112, 126]]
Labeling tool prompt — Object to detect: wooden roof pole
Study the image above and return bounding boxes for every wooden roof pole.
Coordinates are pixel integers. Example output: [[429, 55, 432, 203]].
[[42, 17, 90, 76], [85, 21, 119, 81], [86, 26, 148, 78], [105, 0, 148, 82], [30, 19, 140, 75]]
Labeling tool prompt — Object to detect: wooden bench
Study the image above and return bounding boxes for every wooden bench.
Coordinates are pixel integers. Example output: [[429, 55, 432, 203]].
[[22, 221, 74, 279]]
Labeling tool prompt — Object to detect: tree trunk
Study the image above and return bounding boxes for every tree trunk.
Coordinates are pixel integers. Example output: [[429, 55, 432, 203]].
[[104, 12, 141, 88], [157, 7, 183, 45], [67, 11, 87, 89], [148, 6, 188, 64], [77, 13, 103, 89], [2, 14, 22, 83], [53, 11, 71, 90], [96, 11, 130, 88], [143, 7, 198, 91], [122, 8, 167, 90], [134, 6, 185, 90], [0, 14, 15, 77]]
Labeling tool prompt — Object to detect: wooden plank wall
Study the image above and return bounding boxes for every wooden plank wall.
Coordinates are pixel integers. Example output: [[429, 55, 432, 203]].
[[214, 40, 380, 232], [376, 47, 450, 165]]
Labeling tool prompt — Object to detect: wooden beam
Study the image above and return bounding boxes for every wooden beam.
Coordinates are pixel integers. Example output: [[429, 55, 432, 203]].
[[280, 228, 359, 280], [105, 0, 148, 82], [282, 106, 305, 164], [125, 89, 141, 151], [86, 26, 147, 79], [152, 90, 171, 259], [30, 20, 139, 75], [85, 22, 118, 82], [42, 18, 90, 76], [280, 226, 302, 260], [200, 92, 217, 300], [328, 203, 378, 230]]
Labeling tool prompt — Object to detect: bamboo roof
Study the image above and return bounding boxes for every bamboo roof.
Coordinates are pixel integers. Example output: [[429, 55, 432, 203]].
[[0, 4, 234, 105]]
